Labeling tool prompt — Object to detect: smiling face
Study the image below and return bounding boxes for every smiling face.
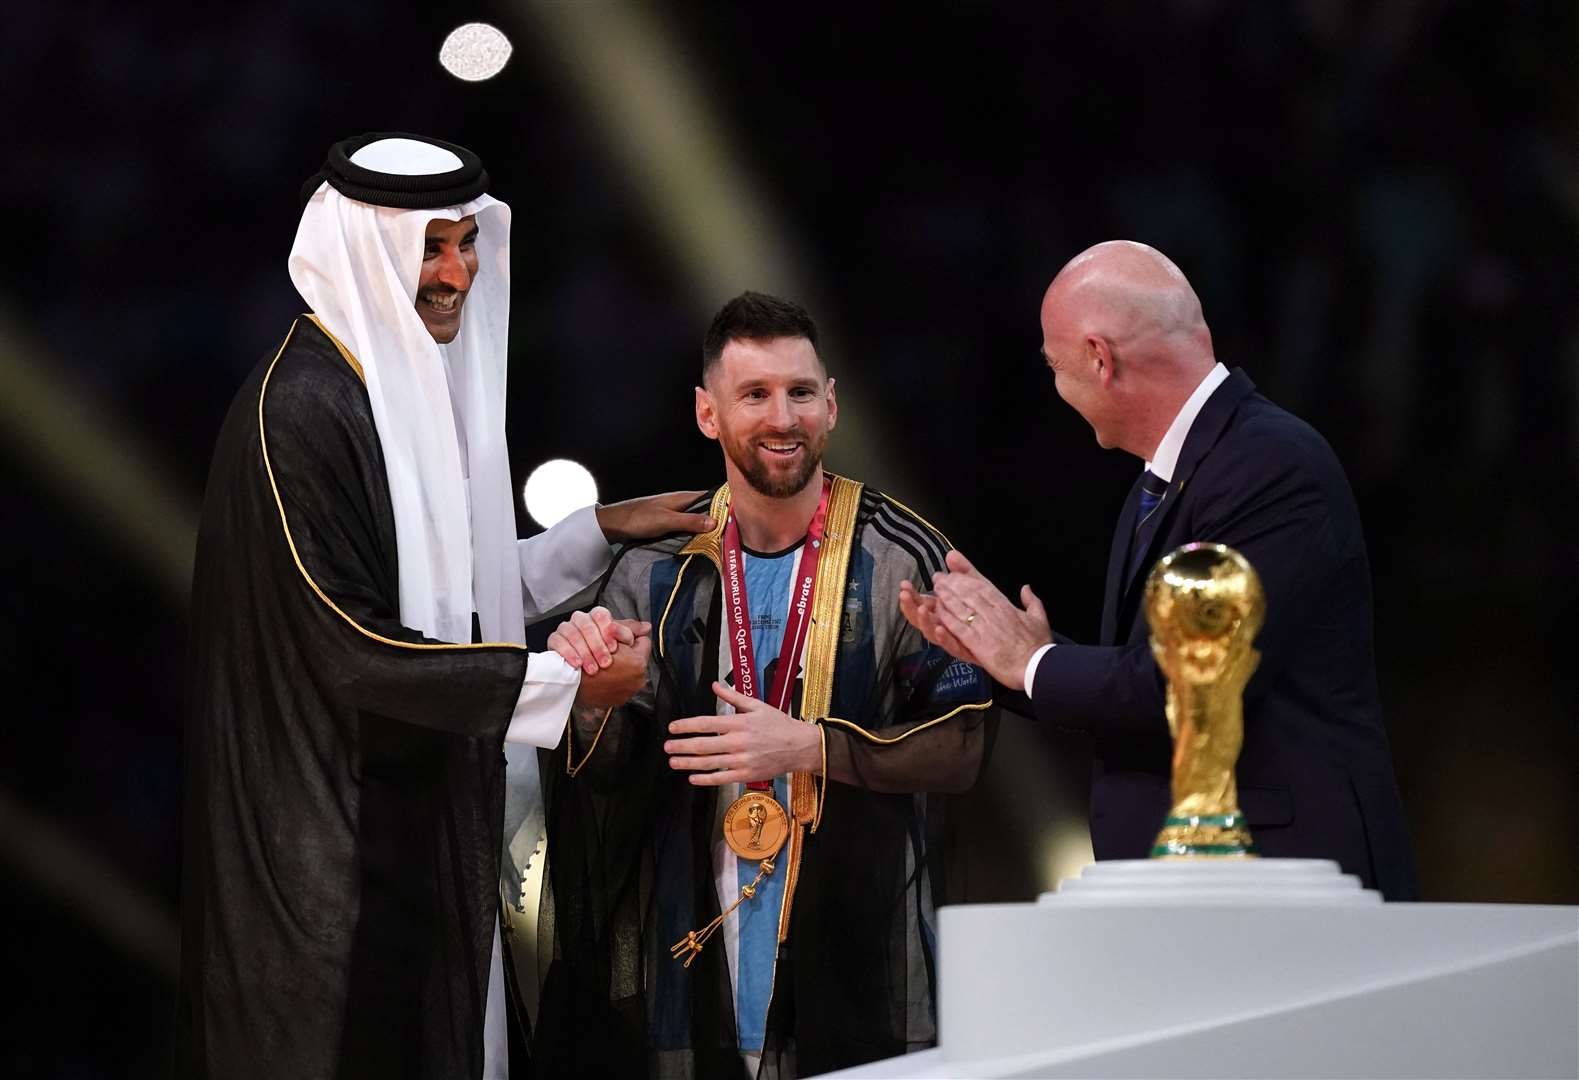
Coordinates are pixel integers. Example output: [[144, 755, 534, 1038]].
[[415, 215, 479, 343], [696, 335, 837, 499]]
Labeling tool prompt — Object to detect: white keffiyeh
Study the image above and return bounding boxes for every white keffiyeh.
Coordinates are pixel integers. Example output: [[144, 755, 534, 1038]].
[[289, 137, 521, 650]]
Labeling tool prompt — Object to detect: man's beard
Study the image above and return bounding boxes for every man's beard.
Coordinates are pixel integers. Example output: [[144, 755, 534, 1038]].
[[725, 428, 826, 498]]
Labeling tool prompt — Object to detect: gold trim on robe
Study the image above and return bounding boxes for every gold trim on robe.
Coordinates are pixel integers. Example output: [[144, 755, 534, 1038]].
[[302, 313, 366, 384], [777, 473, 863, 938], [258, 320, 525, 653], [678, 484, 733, 571], [822, 701, 994, 745]]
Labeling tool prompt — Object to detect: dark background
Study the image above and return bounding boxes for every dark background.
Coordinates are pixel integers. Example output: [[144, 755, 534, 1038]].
[[3, 2, 1574, 1075]]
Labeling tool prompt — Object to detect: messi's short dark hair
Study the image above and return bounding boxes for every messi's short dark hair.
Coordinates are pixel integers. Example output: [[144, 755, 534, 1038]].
[[702, 291, 822, 381]]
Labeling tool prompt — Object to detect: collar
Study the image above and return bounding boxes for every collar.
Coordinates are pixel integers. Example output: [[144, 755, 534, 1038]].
[[1146, 362, 1228, 481]]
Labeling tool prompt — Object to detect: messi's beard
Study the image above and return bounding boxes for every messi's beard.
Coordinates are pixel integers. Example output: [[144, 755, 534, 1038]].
[[725, 427, 827, 499]]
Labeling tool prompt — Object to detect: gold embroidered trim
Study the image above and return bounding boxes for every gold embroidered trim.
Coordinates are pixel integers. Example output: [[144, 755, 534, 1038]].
[[302, 313, 366, 384], [777, 474, 862, 940], [798, 474, 863, 725], [822, 699, 994, 745], [677, 485, 732, 571], [776, 820, 804, 942], [811, 721, 828, 834], [259, 320, 525, 653], [565, 707, 614, 777], [656, 554, 695, 662]]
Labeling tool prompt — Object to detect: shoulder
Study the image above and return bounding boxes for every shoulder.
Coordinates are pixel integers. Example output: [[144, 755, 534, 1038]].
[[614, 489, 718, 565], [1212, 392, 1349, 489], [856, 485, 953, 579], [1195, 392, 1363, 539], [609, 533, 695, 575], [258, 318, 373, 442], [600, 497, 716, 610], [250, 320, 386, 500]]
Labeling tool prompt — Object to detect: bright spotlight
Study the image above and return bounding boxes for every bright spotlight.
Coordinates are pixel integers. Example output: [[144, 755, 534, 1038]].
[[439, 23, 513, 82], [523, 459, 598, 529]]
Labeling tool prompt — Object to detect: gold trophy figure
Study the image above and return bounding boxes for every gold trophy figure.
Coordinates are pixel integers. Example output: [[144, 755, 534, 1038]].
[[1145, 542, 1266, 858], [746, 802, 768, 849]]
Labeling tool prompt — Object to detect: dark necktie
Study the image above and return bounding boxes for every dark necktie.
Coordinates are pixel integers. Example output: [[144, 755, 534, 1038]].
[[1124, 469, 1170, 584], [1134, 470, 1168, 534]]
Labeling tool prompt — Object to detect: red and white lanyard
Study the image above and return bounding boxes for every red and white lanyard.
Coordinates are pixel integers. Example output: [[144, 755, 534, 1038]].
[[718, 477, 831, 792]]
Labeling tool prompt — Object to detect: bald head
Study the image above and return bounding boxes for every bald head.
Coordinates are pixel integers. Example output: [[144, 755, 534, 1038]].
[[1038, 241, 1216, 457], [1042, 241, 1211, 366]]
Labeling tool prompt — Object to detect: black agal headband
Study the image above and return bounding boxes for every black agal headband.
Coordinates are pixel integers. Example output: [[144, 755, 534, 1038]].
[[299, 132, 490, 209]]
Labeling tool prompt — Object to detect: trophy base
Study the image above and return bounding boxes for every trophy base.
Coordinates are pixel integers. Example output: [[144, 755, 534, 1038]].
[[820, 875, 1575, 1078], [1150, 812, 1257, 858], [1040, 857, 1378, 907]]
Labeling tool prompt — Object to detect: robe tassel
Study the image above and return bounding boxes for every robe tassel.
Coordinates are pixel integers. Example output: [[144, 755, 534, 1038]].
[[670, 857, 776, 968]]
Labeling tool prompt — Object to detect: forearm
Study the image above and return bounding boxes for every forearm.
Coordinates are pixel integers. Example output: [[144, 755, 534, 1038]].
[[517, 505, 612, 621], [1030, 640, 1166, 740], [503, 652, 582, 749], [821, 703, 990, 794], [821, 727, 861, 789]]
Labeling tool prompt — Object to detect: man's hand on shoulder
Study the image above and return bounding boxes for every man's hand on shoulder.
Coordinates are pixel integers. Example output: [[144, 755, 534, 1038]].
[[595, 491, 714, 544], [902, 549, 1051, 692]]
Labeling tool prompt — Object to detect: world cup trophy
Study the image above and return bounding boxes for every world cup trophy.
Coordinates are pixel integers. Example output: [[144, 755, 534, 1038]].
[[1145, 542, 1265, 858]]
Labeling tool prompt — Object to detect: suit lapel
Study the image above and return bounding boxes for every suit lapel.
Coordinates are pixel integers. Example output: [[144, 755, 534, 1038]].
[[1109, 368, 1259, 633]]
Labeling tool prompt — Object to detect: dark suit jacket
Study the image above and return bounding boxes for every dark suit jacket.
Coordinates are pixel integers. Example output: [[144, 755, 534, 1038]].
[[1030, 368, 1418, 900]]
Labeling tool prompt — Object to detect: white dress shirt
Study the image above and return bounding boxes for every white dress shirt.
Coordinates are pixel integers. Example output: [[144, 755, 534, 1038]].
[[1023, 363, 1229, 693]]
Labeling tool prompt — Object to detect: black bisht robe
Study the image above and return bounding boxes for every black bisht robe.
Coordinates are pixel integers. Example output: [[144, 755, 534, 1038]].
[[177, 317, 529, 1079], [534, 486, 993, 1079]]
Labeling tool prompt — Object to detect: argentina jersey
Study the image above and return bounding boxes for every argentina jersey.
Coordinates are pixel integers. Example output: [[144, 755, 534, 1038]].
[[712, 541, 805, 1060]]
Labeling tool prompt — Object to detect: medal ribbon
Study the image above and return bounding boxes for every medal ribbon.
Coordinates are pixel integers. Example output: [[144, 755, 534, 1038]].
[[719, 476, 831, 792]]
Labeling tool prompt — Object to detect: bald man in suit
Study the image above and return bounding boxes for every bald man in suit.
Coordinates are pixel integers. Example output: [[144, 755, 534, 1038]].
[[901, 241, 1417, 900]]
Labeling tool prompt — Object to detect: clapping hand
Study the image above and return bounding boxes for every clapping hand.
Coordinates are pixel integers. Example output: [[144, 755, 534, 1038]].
[[899, 550, 1051, 691]]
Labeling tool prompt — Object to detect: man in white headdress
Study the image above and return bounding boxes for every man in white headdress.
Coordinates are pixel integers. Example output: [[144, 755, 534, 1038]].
[[176, 132, 710, 1079]]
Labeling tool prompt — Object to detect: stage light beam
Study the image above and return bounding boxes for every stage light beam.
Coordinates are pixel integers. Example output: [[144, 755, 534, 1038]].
[[517, 0, 903, 497]]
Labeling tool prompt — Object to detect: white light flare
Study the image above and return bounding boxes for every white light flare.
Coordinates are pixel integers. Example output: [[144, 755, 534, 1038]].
[[439, 23, 513, 82], [523, 459, 598, 529]]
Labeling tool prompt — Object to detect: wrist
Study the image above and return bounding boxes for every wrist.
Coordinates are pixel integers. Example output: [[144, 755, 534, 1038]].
[[1014, 642, 1042, 690], [1018, 640, 1054, 694], [797, 721, 822, 773]]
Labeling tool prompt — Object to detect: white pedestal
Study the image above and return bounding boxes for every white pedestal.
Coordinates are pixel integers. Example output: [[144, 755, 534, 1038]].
[[820, 860, 1579, 1078]]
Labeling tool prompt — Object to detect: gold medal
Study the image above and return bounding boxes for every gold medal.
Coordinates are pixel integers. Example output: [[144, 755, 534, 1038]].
[[723, 790, 790, 859]]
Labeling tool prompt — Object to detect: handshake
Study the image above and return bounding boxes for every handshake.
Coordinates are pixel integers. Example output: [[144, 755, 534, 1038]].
[[548, 607, 652, 709], [548, 607, 819, 786]]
